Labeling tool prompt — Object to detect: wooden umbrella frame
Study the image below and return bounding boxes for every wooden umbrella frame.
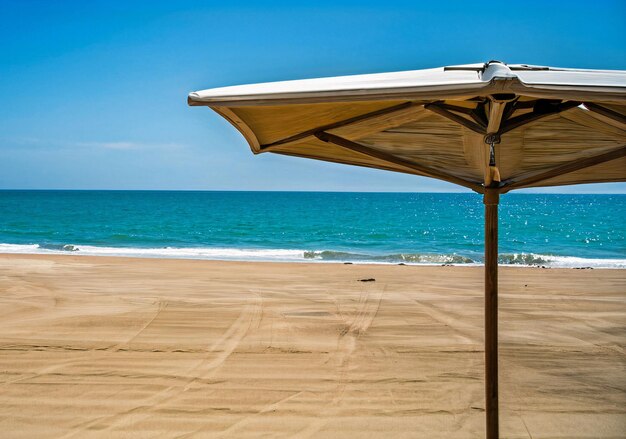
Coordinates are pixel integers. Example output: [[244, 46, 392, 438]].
[[190, 62, 626, 439]]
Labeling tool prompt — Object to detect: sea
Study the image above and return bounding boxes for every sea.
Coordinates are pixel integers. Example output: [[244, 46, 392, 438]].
[[0, 191, 624, 268]]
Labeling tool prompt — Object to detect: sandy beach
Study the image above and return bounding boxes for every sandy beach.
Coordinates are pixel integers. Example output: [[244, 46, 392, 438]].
[[0, 254, 624, 438]]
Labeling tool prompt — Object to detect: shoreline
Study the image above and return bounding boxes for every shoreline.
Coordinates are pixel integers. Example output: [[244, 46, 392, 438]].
[[1, 248, 624, 269]]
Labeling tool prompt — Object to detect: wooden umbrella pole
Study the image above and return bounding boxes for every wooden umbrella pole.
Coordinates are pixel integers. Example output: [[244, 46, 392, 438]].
[[483, 188, 500, 438]]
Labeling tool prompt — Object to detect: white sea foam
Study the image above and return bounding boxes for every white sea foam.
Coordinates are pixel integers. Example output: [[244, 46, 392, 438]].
[[0, 243, 624, 268], [0, 243, 306, 261], [521, 254, 626, 269]]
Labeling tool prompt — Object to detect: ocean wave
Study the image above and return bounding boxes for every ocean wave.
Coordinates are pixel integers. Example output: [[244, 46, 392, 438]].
[[0, 243, 624, 268], [38, 243, 80, 252], [304, 250, 474, 264]]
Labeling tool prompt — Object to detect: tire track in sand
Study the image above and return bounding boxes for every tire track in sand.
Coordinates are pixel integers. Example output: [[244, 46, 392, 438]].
[[180, 283, 385, 439], [404, 294, 482, 343], [59, 293, 263, 439], [297, 282, 385, 438], [112, 300, 168, 350], [175, 390, 306, 439], [1, 300, 167, 386]]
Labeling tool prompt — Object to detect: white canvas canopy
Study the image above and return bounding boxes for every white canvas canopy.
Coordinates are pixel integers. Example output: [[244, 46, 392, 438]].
[[189, 62, 625, 104], [189, 61, 626, 438]]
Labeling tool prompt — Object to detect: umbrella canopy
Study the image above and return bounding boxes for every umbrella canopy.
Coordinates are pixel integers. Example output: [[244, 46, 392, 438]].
[[189, 61, 625, 192], [189, 61, 626, 439]]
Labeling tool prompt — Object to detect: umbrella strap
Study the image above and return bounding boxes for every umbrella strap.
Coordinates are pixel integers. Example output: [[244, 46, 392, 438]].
[[489, 142, 496, 167], [484, 133, 501, 167], [484, 134, 501, 184]]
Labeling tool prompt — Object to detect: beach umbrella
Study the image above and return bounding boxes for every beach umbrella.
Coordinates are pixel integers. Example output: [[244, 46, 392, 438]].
[[188, 61, 626, 438]]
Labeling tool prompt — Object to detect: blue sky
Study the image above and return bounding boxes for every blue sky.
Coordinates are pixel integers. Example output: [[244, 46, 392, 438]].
[[1, 0, 624, 192]]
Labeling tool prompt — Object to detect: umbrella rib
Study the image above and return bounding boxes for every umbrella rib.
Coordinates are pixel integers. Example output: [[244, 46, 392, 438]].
[[470, 105, 490, 128], [315, 131, 484, 192], [499, 101, 580, 134], [502, 145, 626, 190], [260, 102, 418, 149], [424, 103, 487, 134], [560, 108, 626, 138], [431, 102, 490, 128], [270, 150, 428, 177], [583, 102, 626, 125], [511, 100, 538, 109]]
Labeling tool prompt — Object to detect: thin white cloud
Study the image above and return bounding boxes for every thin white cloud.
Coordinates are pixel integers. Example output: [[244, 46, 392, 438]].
[[82, 141, 188, 151], [3, 137, 188, 152], [76, 141, 139, 150]]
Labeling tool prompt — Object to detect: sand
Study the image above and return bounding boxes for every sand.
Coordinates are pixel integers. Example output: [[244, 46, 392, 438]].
[[0, 254, 624, 438]]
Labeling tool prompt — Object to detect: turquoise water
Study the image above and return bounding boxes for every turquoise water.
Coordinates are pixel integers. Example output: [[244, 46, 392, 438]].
[[0, 191, 624, 267]]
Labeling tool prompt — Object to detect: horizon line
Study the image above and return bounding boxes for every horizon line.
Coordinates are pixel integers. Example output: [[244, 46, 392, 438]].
[[0, 189, 625, 195]]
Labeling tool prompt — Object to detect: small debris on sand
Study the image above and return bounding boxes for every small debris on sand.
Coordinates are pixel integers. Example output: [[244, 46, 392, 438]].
[[358, 278, 376, 282]]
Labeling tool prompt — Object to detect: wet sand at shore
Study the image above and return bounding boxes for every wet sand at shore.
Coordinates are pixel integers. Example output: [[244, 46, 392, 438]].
[[0, 254, 624, 438]]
